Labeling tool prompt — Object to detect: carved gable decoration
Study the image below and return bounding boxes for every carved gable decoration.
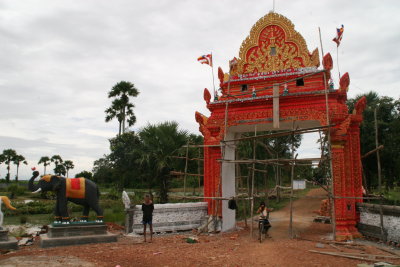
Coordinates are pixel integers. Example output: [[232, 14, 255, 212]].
[[235, 12, 319, 75]]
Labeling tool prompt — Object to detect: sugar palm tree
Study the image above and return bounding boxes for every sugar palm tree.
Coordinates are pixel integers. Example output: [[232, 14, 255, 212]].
[[51, 155, 63, 174], [38, 156, 51, 174], [105, 98, 125, 136], [1, 149, 17, 183], [105, 81, 139, 135], [13, 154, 28, 182], [138, 121, 188, 203], [63, 160, 74, 177]]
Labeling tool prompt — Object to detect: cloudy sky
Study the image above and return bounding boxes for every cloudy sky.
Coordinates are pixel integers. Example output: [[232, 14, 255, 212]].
[[1, 0, 399, 180]]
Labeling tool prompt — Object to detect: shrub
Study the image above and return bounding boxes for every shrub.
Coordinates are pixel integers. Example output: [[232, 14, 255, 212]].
[[20, 216, 28, 224], [104, 188, 120, 200], [7, 184, 26, 197]]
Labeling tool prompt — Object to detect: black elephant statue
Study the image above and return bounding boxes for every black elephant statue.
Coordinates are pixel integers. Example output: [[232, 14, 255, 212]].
[[28, 171, 103, 224]]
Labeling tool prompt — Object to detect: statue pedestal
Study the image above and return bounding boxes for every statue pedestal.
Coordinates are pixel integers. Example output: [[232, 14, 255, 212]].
[[0, 229, 18, 250], [40, 223, 118, 248]]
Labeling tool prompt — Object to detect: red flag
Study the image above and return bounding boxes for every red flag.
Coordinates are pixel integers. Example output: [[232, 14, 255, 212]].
[[333, 25, 344, 47], [197, 54, 212, 67]]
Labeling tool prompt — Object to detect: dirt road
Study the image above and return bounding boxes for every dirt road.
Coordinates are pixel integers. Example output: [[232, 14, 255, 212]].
[[1, 188, 399, 267]]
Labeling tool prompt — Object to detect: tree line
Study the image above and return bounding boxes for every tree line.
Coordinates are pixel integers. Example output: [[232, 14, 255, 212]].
[[0, 150, 75, 183], [347, 91, 400, 190]]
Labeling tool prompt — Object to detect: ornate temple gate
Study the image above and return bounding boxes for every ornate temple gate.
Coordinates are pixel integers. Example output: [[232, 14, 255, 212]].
[[195, 12, 367, 240]]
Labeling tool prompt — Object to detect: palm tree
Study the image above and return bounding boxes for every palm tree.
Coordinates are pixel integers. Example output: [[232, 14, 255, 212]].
[[1, 149, 17, 183], [51, 155, 63, 174], [38, 156, 51, 174], [138, 121, 188, 203], [105, 98, 125, 136], [63, 160, 74, 177], [13, 154, 28, 182], [105, 81, 139, 135]]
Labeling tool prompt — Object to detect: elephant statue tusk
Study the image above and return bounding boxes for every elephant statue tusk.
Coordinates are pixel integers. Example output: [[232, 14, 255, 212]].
[[32, 188, 42, 194]]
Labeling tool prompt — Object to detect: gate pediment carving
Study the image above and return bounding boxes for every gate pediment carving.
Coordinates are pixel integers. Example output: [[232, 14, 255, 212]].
[[234, 12, 320, 76]]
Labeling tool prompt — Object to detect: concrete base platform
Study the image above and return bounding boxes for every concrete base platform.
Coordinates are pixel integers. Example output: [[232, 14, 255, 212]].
[[40, 232, 118, 248], [47, 224, 107, 238], [0, 236, 18, 250]]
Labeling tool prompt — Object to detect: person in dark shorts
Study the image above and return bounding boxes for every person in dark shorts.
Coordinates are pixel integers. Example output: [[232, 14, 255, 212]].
[[142, 194, 154, 242]]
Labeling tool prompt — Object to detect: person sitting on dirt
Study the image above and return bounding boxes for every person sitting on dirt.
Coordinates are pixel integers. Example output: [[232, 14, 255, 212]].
[[257, 202, 272, 233], [142, 194, 154, 242]]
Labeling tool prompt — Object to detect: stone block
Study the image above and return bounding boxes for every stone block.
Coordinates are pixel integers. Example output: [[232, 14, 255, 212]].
[[128, 202, 208, 234], [47, 224, 107, 238], [40, 232, 118, 248], [0, 236, 18, 250], [0, 230, 9, 241], [357, 203, 400, 243]]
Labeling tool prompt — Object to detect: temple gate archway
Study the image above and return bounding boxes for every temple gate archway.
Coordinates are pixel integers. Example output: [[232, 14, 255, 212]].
[[195, 12, 366, 240]]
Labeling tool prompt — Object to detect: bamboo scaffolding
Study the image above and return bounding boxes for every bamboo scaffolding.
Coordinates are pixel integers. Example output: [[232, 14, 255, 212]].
[[374, 108, 386, 242], [168, 194, 382, 200], [222, 125, 334, 143], [170, 156, 204, 161], [289, 122, 297, 238], [250, 127, 257, 238], [183, 141, 189, 199], [170, 195, 253, 201], [218, 157, 325, 164], [170, 171, 204, 177], [247, 167, 268, 173], [245, 172, 250, 228], [361, 145, 384, 159], [181, 144, 223, 148]]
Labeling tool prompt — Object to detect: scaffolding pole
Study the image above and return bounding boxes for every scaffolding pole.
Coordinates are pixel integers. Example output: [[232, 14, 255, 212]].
[[183, 141, 189, 199], [222, 125, 334, 143], [375, 108, 386, 242], [250, 126, 257, 238], [218, 157, 325, 164]]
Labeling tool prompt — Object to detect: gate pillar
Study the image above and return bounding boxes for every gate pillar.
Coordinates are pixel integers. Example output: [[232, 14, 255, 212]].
[[331, 114, 364, 240], [203, 146, 222, 215]]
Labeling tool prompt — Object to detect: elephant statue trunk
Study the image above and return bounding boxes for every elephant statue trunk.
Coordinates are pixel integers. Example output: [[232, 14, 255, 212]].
[[28, 171, 40, 193]]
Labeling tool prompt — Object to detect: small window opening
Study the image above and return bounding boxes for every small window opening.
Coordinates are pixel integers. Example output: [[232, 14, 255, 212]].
[[270, 47, 276, 56], [296, 78, 304, 86], [241, 84, 248, 91]]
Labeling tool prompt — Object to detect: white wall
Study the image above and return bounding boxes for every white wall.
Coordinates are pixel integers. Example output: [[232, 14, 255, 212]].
[[221, 131, 236, 232]]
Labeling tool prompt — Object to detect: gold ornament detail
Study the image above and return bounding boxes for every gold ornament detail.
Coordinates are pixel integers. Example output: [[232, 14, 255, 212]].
[[233, 12, 319, 75]]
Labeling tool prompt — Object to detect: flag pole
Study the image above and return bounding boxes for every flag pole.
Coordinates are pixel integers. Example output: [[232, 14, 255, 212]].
[[210, 52, 217, 100], [318, 27, 324, 58]]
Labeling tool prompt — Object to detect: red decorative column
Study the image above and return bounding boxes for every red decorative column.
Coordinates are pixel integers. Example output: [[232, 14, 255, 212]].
[[331, 120, 363, 240], [203, 146, 222, 215], [348, 120, 364, 228], [331, 139, 351, 240]]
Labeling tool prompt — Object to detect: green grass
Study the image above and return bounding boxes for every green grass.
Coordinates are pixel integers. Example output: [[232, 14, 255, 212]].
[[383, 188, 400, 205], [4, 208, 125, 226], [368, 187, 400, 206], [4, 213, 54, 225]]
